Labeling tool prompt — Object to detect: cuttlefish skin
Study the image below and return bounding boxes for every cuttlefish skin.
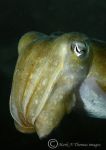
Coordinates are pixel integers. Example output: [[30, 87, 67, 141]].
[[80, 40, 106, 118], [10, 32, 93, 138]]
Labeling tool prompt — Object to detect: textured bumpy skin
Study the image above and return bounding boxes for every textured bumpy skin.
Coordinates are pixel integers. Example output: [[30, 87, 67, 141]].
[[10, 31, 93, 138]]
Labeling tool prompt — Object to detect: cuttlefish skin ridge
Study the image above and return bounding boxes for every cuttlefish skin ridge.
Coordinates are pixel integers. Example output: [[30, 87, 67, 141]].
[[9, 31, 106, 138]]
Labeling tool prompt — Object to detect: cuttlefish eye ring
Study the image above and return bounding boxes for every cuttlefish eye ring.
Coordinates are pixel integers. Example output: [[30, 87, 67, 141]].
[[71, 41, 89, 57]]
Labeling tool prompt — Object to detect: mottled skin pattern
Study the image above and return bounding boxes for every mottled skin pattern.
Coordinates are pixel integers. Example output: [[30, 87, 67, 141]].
[[10, 31, 106, 138]]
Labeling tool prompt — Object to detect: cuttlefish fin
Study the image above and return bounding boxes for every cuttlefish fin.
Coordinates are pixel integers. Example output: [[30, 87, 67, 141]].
[[18, 31, 48, 55]]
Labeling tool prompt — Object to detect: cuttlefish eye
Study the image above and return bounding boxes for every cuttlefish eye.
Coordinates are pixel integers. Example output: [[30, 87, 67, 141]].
[[71, 41, 89, 58]]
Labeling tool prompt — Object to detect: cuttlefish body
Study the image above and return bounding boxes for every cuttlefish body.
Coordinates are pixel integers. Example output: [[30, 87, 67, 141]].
[[80, 40, 106, 118], [10, 31, 106, 138]]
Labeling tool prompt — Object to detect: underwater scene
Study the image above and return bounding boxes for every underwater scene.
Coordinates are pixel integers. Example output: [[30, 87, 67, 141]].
[[0, 0, 106, 149]]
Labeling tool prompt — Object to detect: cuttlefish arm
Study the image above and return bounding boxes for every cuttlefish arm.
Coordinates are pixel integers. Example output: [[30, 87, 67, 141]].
[[18, 31, 48, 55], [79, 39, 106, 118]]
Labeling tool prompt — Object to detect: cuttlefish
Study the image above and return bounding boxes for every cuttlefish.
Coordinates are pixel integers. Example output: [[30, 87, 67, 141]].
[[9, 31, 106, 138]]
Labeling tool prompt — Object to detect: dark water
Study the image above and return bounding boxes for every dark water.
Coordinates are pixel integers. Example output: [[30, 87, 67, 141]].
[[0, 0, 106, 149]]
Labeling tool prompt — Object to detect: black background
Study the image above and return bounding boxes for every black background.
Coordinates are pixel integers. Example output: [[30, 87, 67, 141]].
[[0, 0, 106, 149]]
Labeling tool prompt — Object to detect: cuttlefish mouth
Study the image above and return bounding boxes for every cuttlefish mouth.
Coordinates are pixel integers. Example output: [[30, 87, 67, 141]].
[[9, 31, 106, 138]]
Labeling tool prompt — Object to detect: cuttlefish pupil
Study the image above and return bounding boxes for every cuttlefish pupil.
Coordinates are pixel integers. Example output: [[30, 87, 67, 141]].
[[71, 41, 89, 57]]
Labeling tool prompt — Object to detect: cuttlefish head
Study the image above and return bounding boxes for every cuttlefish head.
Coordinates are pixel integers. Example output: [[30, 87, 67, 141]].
[[56, 32, 93, 87], [10, 32, 93, 138]]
